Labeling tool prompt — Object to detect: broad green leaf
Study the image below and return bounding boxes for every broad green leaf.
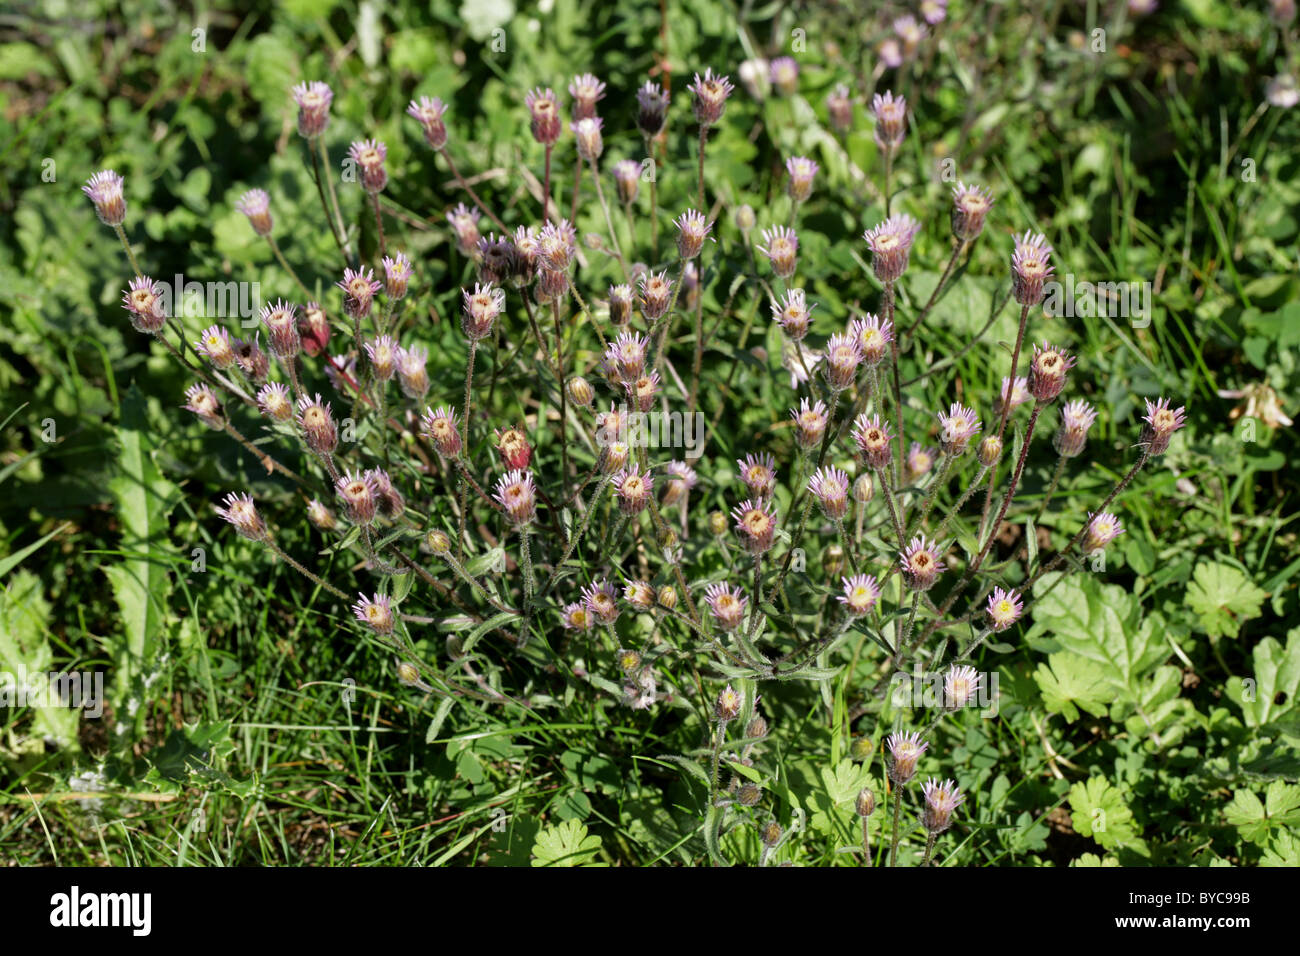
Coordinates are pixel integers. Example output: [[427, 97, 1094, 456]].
[[1068, 776, 1142, 852], [0, 570, 80, 750], [1034, 651, 1111, 721], [530, 818, 604, 867], [1224, 781, 1300, 847], [1185, 560, 1267, 639], [1226, 627, 1300, 729], [1261, 830, 1300, 867]]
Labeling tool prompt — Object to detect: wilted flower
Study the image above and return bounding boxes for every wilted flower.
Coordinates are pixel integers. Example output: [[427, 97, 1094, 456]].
[[537, 219, 577, 272], [215, 492, 268, 542], [298, 302, 330, 357], [625, 370, 661, 413], [985, 587, 1024, 631], [495, 427, 532, 471], [636, 81, 669, 138], [235, 189, 273, 237], [261, 300, 300, 358], [525, 87, 562, 145], [83, 170, 127, 226], [233, 334, 270, 383], [406, 96, 449, 150], [582, 579, 621, 625]]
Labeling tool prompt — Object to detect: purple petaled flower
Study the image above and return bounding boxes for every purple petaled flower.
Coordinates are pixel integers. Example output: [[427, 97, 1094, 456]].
[[623, 581, 657, 612], [1054, 399, 1098, 458], [183, 383, 224, 430], [462, 283, 505, 341], [823, 332, 864, 391], [849, 313, 894, 367], [233, 334, 270, 383], [905, 442, 936, 483], [943, 665, 982, 709], [837, 573, 881, 615], [986, 587, 1024, 632], [951, 182, 994, 241], [853, 413, 895, 469], [84, 170, 127, 226], [365, 468, 405, 519], [512, 225, 541, 282], [871, 91, 908, 152], [731, 498, 778, 555], [525, 87, 562, 145], [476, 234, 516, 286], [1028, 343, 1075, 403], [937, 403, 982, 455], [291, 81, 333, 139], [772, 288, 816, 341], [195, 325, 235, 369], [993, 376, 1031, 418], [364, 335, 399, 382], [638, 270, 673, 321], [878, 37, 903, 69], [737, 452, 778, 500], [899, 534, 946, 591], [582, 579, 621, 625], [571, 116, 604, 161], [785, 156, 819, 203], [1011, 231, 1055, 306], [886, 731, 928, 784], [605, 331, 650, 384], [921, 778, 965, 833], [769, 56, 799, 96], [494, 469, 538, 526], [338, 267, 383, 320], [1083, 511, 1125, 553], [757, 225, 799, 279], [863, 214, 920, 283], [689, 68, 735, 127], [636, 81, 669, 138], [568, 72, 607, 121], [613, 463, 654, 515], [790, 398, 829, 450], [421, 406, 462, 458], [624, 370, 661, 413], [383, 252, 413, 300], [298, 302, 330, 356], [352, 593, 394, 635], [808, 466, 850, 520], [297, 393, 338, 455], [613, 159, 641, 205], [447, 203, 482, 256], [215, 492, 268, 542], [922, 0, 949, 24], [407, 95, 449, 150], [826, 83, 854, 133], [561, 602, 592, 631], [395, 345, 429, 400], [349, 140, 388, 193], [894, 15, 927, 57], [256, 382, 293, 423], [674, 208, 712, 259], [537, 219, 578, 272], [235, 189, 273, 237], [661, 461, 698, 506], [261, 300, 300, 358], [704, 582, 749, 631], [1140, 397, 1187, 456], [306, 499, 336, 532], [120, 276, 168, 334]]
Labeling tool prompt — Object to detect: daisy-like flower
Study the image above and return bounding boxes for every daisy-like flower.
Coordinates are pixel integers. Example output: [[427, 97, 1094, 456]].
[[878, 37, 903, 69], [757, 225, 799, 279], [595, 404, 631, 447], [462, 283, 505, 341], [823, 332, 864, 391], [625, 370, 661, 413], [84, 170, 127, 226], [848, 313, 894, 368], [895, 15, 927, 58], [769, 56, 799, 96], [348, 139, 388, 193], [447, 203, 481, 256], [598, 440, 631, 475], [366, 468, 405, 519], [623, 580, 657, 612], [731, 498, 778, 554], [1083, 511, 1125, 553], [494, 470, 538, 526], [715, 684, 743, 721], [261, 300, 300, 358], [1140, 397, 1187, 456], [568, 72, 606, 121], [582, 579, 621, 626], [1028, 343, 1075, 403], [337, 266, 383, 320], [937, 403, 981, 455], [689, 68, 735, 127], [661, 461, 699, 507], [235, 189, 272, 236], [886, 731, 928, 784], [421, 406, 462, 458], [921, 0, 949, 25], [571, 116, 604, 161], [863, 214, 920, 283], [352, 593, 394, 635], [306, 499, 336, 532], [853, 413, 895, 469], [537, 219, 578, 272], [809, 466, 851, 520], [120, 276, 168, 333], [195, 325, 235, 368], [637, 270, 673, 321], [993, 376, 1031, 418], [772, 288, 816, 341], [495, 427, 532, 470], [233, 334, 270, 383], [737, 452, 777, 499], [704, 583, 748, 631], [613, 463, 654, 515], [905, 443, 936, 483], [921, 778, 965, 833], [525, 87, 562, 145], [298, 301, 330, 356], [1054, 400, 1098, 458], [512, 225, 541, 282], [790, 398, 830, 450], [256, 382, 293, 423], [612, 159, 641, 205], [871, 91, 907, 151], [605, 331, 650, 384], [951, 182, 994, 241], [396, 345, 430, 400], [297, 393, 338, 455], [943, 665, 982, 709], [215, 492, 268, 542], [335, 471, 379, 526], [826, 83, 853, 133], [785, 156, 819, 202], [674, 208, 711, 260], [1011, 231, 1054, 306], [291, 81, 333, 139], [837, 573, 882, 615], [636, 80, 669, 138], [561, 602, 592, 631], [900, 535, 946, 591], [985, 587, 1024, 632], [406, 96, 449, 150], [183, 383, 224, 430], [383, 252, 413, 300], [363, 335, 398, 382]]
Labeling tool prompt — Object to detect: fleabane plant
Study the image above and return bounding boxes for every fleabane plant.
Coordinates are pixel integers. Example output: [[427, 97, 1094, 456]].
[[86, 55, 1185, 868]]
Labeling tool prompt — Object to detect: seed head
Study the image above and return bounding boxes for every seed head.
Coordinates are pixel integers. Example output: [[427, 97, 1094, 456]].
[[785, 156, 819, 203], [1054, 399, 1097, 458], [84, 169, 127, 226], [256, 382, 293, 423], [871, 91, 907, 152], [352, 593, 395, 635], [838, 573, 882, 616], [853, 413, 895, 469], [291, 81, 333, 139], [1011, 231, 1055, 306], [689, 68, 735, 127], [406, 95, 449, 150], [121, 276, 168, 333], [921, 778, 965, 834], [297, 393, 338, 455], [951, 182, 994, 241], [235, 189, 273, 237], [863, 214, 920, 283], [731, 498, 778, 555], [757, 225, 799, 279], [937, 403, 981, 455], [809, 466, 851, 520], [886, 731, 928, 785], [790, 398, 830, 450], [900, 534, 946, 591], [985, 587, 1024, 632], [1028, 343, 1075, 403], [1139, 397, 1187, 456], [260, 300, 300, 358], [215, 492, 268, 542]]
